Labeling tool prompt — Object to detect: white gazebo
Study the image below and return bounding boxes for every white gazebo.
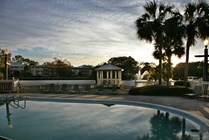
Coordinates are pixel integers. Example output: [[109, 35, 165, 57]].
[[95, 63, 123, 87]]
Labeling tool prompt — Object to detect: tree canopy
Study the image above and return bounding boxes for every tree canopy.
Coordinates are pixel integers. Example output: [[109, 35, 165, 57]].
[[173, 62, 203, 80], [108, 56, 139, 80], [12, 55, 39, 66], [183, 0, 209, 84], [42, 57, 72, 68], [136, 0, 209, 86], [136, 0, 176, 85]]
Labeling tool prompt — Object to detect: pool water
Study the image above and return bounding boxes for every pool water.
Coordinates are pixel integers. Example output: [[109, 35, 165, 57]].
[[0, 100, 208, 140]]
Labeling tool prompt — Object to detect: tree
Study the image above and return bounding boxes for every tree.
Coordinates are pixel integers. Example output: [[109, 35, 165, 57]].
[[11, 55, 39, 78], [136, 0, 173, 85], [161, 11, 185, 86], [42, 57, 73, 77], [108, 56, 139, 80], [138, 111, 192, 140], [12, 55, 39, 69], [139, 62, 157, 80], [173, 62, 203, 80], [144, 62, 174, 82], [0, 52, 5, 79], [140, 62, 153, 75], [0, 49, 12, 79], [183, 0, 209, 85], [12, 55, 25, 63]]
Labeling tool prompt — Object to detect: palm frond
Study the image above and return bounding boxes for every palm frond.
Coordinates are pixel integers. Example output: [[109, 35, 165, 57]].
[[197, 0, 209, 15], [136, 19, 153, 42], [143, 0, 157, 19], [184, 3, 197, 21]]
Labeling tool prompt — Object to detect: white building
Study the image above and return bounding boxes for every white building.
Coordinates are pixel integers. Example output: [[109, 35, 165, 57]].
[[10, 62, 24, 72], [95, 64, 123, 87], [30, 66, 44, 76]]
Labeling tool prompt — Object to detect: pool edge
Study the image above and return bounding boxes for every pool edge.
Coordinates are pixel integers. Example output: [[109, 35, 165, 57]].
[[24, 96, 209, 133]]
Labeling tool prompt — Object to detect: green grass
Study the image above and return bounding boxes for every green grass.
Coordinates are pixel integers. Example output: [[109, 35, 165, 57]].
[[129, 85, 193, 96]]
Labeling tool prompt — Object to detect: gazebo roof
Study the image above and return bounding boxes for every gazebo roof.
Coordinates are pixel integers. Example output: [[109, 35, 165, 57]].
[[95, 63, 123, 71]]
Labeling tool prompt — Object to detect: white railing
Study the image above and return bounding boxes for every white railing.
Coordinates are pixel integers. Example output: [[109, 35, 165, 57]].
[[0, 79, 19, 93]]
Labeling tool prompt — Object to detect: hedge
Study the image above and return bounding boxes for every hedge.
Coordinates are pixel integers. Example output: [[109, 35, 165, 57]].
[[174, 81, 190, 87], [129, 85, 193, 96]]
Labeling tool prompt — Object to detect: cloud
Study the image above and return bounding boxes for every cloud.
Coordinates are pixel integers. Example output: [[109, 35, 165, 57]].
[[0, 0, 204, 66]]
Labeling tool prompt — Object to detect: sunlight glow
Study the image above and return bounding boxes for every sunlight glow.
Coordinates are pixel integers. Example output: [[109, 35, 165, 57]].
[[204, 39, 209, 46]]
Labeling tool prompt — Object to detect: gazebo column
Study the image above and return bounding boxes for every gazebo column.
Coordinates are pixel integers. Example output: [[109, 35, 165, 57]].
[[100, 71, 104, 84], [97, 71, 99, 85], [110, 70, 113, 85], [115, 71, 117, 85], [106, 71, 109, 86], [118, 70, 122, 85], [119, 71, 122, 79], [95, 64, 123, 87]]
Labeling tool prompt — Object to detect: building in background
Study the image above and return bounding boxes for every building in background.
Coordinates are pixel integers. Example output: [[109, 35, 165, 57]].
[[10, 62, 24, 73], [95, 63, 123, 87]]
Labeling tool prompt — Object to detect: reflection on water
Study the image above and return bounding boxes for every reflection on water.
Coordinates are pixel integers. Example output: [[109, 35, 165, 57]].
[[6, 102, 12, 128], [1, 98, 26, 129], [0, 100, 208, 140], [137, 110, 203, 140], [0, 101, 13, 129]]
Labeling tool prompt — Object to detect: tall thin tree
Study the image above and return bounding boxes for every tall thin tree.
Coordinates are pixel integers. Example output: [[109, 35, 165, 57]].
[[162, 11, 185, 86], [136, 0, 173, 85], [184, 0, 209, 85]]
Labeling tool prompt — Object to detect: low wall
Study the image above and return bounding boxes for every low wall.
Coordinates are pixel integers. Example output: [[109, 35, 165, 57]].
[[19, 80, 96, 93], [19, 80, 96, 86]]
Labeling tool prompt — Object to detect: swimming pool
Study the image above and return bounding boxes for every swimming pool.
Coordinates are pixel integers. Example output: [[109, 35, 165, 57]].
[[0, 98, 209, 140]]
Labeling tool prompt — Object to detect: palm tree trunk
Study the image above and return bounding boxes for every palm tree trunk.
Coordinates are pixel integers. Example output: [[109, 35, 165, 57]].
[[167, 56, 172, 86], [159, 47, 162, 85], [184, 44, 190, 87]]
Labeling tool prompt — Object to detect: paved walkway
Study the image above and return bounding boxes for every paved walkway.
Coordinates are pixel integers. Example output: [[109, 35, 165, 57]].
[[21, 93, 209, 124]]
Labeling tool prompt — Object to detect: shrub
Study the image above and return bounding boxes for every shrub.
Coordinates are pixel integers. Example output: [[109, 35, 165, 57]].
[[174, 81, 190, 87], [129, 85, 192, 96]]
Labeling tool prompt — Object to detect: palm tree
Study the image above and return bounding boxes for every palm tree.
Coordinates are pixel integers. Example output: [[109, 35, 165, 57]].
[[161, 11, 185, 86], [136, 0, 173, 85], [183, 0, 209, 85], [151, 11, 186, 86]]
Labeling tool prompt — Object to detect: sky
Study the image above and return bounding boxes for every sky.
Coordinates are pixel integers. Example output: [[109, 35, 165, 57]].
[[0, 0, 206, 66]]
